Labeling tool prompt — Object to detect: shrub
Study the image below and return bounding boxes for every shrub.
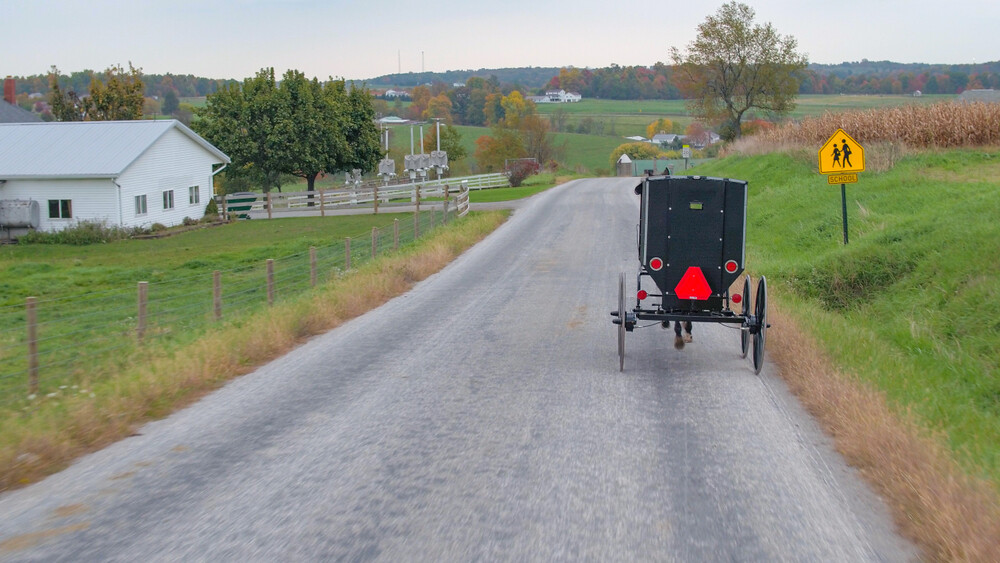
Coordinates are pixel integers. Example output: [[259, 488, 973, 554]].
[[18, 221, 148, 245], [182, 217, 198, 226], [150, 223, 167, 232], [204, 198, 218, 217], [507, 159, 541, 187]]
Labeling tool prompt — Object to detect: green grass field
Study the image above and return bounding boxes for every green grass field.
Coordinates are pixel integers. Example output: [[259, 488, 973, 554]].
[[688, 149, 1000, 484], [0, 212, 447, 409]]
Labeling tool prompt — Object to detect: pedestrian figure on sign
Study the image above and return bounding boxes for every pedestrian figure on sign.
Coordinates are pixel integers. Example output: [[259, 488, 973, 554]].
[[831, 145, 841, 168], [841, 140, 852, 168]]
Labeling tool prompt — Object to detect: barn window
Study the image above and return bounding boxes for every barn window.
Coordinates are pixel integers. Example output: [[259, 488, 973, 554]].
[[189, 186, 200, 205], [163, 189, 175, 210], [47, 199, 72, 219], [135, 195, 147, 215]]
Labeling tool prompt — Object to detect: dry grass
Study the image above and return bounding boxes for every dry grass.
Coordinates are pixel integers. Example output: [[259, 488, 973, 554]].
[[0, 212, 508, 491], [768, 302, 1000, 562]]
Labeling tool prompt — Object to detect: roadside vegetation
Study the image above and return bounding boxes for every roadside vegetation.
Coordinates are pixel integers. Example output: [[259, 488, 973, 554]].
[[692, 103, 1000, 559]]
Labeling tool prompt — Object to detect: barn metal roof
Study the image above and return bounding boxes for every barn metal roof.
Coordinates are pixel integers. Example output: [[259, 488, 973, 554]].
[[0, 119, 230, 180]]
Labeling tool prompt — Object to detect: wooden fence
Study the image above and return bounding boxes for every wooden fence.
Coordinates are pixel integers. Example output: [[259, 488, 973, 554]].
[[217, 174, 503, 220]]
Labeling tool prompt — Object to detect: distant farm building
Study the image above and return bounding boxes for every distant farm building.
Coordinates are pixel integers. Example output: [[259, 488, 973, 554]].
[[958, 89, 1000, 103]]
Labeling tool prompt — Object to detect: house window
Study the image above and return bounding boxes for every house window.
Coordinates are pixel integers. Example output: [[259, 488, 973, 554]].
[[48, 199, 72, 219], [188, 185, 200, 205], [135, 195, 147, 215], [163, 189, 175, 210]]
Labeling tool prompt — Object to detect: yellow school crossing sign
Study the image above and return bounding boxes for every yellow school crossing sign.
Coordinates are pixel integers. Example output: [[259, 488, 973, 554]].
[[818, 129, 864, 183]]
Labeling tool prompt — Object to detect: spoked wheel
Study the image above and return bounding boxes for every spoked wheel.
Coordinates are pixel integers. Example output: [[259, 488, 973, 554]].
[[739, 275, 751, 359], [618, 272, 626, 372], [752, 276, 768, 374]]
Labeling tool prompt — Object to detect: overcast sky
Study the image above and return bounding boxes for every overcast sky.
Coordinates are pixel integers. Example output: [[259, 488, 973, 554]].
[[5, 0, 999, 81]]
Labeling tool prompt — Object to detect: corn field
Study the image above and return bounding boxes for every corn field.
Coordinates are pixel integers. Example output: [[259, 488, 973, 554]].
[[730, 101, 1000, 156]]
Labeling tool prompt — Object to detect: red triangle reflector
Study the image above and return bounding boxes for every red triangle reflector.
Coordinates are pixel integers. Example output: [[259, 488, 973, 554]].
[[674, 267, 712, 300]]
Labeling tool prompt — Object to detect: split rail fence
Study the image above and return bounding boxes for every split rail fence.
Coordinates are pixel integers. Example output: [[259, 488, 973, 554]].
[[0, 206, 461, 409], [218, 174, 505, 220]]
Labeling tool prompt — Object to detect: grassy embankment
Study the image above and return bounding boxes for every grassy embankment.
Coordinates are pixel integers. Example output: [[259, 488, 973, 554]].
[[691, 140, 1000, 559], [0, 211, 509, 490]]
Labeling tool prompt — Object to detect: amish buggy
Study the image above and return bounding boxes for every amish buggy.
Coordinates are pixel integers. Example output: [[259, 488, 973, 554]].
[[611, 175, 768, 373]]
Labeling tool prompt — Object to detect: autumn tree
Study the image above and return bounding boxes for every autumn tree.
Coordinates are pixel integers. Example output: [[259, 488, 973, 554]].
[[670, 2, 806, 140], [609, 142, 665, 168], [408, 85, 431, 120], [474, 128, 525, 172], [645, 118, 674, 139], [86, 63, 145, 120], [48, 63, 145, 121], [423, 93, 453, 122]]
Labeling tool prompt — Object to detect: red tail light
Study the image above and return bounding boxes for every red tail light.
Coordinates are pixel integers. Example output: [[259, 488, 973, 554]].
[[732, 293, 742, 304], [649, 257, 663, 271], [637, 290, 648, 300]]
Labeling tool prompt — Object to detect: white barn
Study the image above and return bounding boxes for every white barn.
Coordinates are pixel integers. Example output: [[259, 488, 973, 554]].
[[0, 120, 229, 233]]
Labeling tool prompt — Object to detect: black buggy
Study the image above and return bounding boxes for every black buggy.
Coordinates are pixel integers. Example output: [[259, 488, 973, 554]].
[[611, 175, 768, 373]]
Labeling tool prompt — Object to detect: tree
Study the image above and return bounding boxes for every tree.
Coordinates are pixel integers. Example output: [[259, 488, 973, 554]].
[[423, 123, 467, 163], [646, 118, 674, 139], [423, 93, 453, 122], [474, 128, 525, 172], [196, 69, 289, 193], [87, 63, 145, 121], [609, 142, 664, 168], [48, 63, 145, 121], [670, 2, 806, 140], [196, 69, 381, 195], [162, 89, 180, 115]]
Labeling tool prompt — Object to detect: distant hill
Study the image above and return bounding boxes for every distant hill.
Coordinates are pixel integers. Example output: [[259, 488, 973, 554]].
[[809, 59, 1000, 78], [358, 67, 561, 90]]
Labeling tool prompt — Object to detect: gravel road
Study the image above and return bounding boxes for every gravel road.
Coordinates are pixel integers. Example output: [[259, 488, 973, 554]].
[[0, 178, 917, 561]]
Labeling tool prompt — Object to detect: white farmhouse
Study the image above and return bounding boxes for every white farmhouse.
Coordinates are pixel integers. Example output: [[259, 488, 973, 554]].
[[0, 120, 229, 233]]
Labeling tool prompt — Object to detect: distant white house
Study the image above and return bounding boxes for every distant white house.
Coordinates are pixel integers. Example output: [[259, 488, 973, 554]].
[[384, 89, 410, 99], [0, 120, 230, 233], [541, 90, 583, 103], [651, 133, 681, 146]]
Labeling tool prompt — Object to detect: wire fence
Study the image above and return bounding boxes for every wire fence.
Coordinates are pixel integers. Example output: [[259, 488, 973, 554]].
[[0, 206, 460, 409]]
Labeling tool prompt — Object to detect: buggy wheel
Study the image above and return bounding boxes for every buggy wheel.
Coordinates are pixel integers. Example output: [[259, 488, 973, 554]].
[[752, 276, 768, 374], [618, 272, 626, 372], [739, 275, 751, 359]]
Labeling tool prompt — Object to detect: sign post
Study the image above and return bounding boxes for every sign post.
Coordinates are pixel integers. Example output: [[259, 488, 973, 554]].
[[682, 144, 691, 170], [818, 129, 865, 245]]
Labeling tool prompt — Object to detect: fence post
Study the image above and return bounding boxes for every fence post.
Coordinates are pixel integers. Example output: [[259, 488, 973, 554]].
[[220, 195, 228, 221], [137, 281, 148, 342], [310, 246, 317, 287], [414, 185, 421, 239], [371, 227, 378, 258], [345, 237, 351, 270], [266, 259, 274, 306], [394, 219, 399, 251], [443, 185, 449, 224], [373, 185, 379, 215], [213, 270, 222, 321], [319, 189, 325, 217], [26, 297, 38, 394], [266, 192, 273, 220]]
